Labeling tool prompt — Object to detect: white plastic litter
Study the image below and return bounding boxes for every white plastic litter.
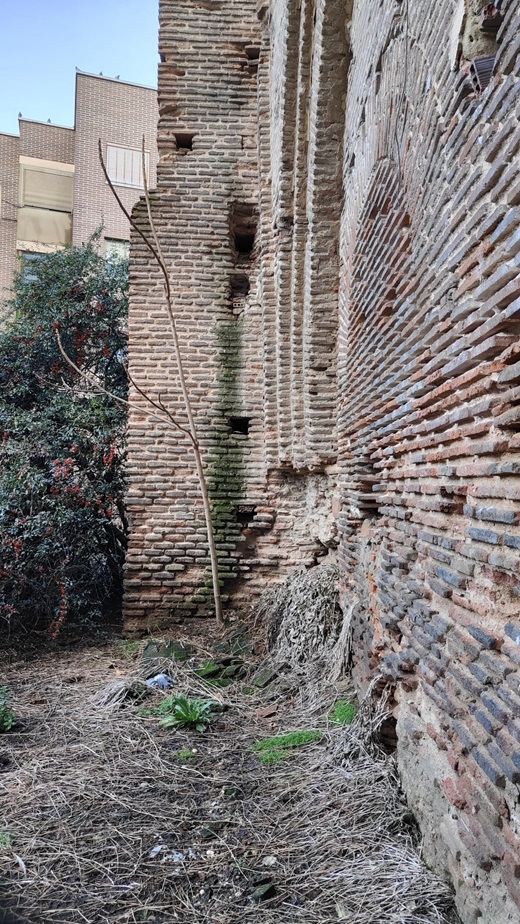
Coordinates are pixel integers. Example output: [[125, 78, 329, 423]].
[[145, 673, 175, 690]]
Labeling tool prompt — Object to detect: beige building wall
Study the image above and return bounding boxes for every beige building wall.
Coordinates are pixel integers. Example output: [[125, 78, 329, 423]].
[[16, 123, 75, 261], [19, 119, 75, 163], [0, 132, 19, 311], [73, 72, 158, 253], [0, 72, 158, 308]]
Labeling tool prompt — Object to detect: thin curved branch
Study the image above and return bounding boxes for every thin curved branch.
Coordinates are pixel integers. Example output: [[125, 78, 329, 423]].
[[122, 361, 194, 443], [55, 330, 190, 439], [97, 139, 224, 627], [97, 140, 165, 283]]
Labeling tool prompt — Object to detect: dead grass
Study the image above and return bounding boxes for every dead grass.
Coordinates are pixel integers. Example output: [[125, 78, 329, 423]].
[[0, 572, 458, 924]]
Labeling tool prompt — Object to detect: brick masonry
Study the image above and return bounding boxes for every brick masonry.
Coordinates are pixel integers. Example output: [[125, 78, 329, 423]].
[[0, 132, 19, 307], [0, 73, 158, 312], [73, 73, 158, 249], [127, 1, 520, 920]]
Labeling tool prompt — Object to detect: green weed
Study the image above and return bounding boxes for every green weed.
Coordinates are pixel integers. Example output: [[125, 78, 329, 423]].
[[251, 729, 322, 766], [329, 700, 357, 726], [122, 640, 140, 659], [252, 730, 322, 751], [0, 830, 11, 849], [157, 695, 216, 732], [0, 688, 14, 732], [176, 748, 199, 760]]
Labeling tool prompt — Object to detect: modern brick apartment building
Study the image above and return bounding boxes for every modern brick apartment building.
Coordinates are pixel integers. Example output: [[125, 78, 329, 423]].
[[126, 1, 520, 921], [0, 71, 158, 309]]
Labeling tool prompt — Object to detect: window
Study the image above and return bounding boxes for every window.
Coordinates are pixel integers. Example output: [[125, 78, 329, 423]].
[[106, 145, 150, 188], [20, 166, 73, 212], [105, 238, 130, 261], [20, 251, 45, 284]]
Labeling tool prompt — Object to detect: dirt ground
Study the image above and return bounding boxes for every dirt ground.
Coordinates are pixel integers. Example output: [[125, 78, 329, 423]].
[[0, 618, 458, 924]]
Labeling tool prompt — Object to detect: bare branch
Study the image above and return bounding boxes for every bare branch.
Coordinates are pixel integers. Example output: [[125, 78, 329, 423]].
[[123, 362, 194, 442], [97, 140, 224, 626], [55, 330, 190, 438], [97, 140, 164, 278]]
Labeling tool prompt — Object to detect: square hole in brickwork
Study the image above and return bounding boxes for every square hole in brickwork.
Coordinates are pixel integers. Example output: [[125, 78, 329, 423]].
[[236, 504, 256, 525], [229, 275, 250, 297], [174, 133, 195, 152], [230, 202, 257, 259], [235, 232, 255, 255], [244, 44, 260, 67], [229, 416, 251, 435]]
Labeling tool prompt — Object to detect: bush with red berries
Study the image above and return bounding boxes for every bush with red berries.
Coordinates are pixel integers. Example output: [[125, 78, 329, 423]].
[[0, 238, 128, 635]]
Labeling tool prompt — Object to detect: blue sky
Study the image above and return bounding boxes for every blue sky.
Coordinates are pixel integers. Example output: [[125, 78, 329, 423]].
[[0, 0, 159, 135]]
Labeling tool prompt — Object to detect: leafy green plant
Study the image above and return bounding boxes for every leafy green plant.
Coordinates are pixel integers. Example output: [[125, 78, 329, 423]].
[[0, 830, 12, 849], [156, 695, 216, 732], [0, 236, 128, 636], [329, 700, 357, 726], [0, 688, 15, 732], [250, 729, 322, 766]]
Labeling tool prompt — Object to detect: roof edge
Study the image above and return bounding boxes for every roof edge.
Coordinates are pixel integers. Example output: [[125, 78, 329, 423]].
[[75, 69, 157, 92]]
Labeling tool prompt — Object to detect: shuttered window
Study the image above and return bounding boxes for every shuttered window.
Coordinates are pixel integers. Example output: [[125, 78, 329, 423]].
[[21, 167, 73, 212], [106, 145, 150, 188]]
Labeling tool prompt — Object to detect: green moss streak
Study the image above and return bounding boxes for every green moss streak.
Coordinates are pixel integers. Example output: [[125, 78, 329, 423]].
[[204, 317, 245, 595]]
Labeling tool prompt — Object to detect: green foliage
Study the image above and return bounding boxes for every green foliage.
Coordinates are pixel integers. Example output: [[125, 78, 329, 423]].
[[176, 748, 199, 760], [157, 695, 216, 732], [329, 700, 357, 726], [0, 687, 15, 732], [122, 640, 140, 660], [194, 658, 243, 689], [0, 238, 128, 635], [0, 830, 12, 849], [250, 729, 322, 766], [256, 748, 288, 767]]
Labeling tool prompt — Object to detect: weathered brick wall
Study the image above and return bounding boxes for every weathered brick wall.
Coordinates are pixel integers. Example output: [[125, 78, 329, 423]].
[[127, 1, 519, 919], [337, 1, 520, 920], [125, 0, 265, 628], [125, 0, 340, 630], [0, 132, 19, 311]]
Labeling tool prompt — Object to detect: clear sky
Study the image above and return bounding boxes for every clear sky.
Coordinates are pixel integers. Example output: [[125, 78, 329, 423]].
[[0, 0, 159, 136]]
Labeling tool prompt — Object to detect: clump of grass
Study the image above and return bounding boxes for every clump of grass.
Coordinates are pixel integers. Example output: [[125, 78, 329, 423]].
[[329, 700, 357, 726], [0, 688, 14, 733], [0, 830, 11, 850], [251, 729, 322, 766]]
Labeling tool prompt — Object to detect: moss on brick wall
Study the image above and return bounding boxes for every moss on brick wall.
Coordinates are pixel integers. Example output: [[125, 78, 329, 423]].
[[202, 317, 246, 601]]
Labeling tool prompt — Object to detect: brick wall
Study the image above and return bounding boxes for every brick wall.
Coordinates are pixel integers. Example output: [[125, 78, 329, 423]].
[[125, 0, 339, 630], [19, 120, 75, 163], [336, 1, 520, 921], [0, 133, 19, 312], [127, 1, 520, 919], [73, 73, 158, 249]]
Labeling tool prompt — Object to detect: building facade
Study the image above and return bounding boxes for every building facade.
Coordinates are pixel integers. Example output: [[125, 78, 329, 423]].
[[127, 1, 520, 921], [0, 71, 158, 310]]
